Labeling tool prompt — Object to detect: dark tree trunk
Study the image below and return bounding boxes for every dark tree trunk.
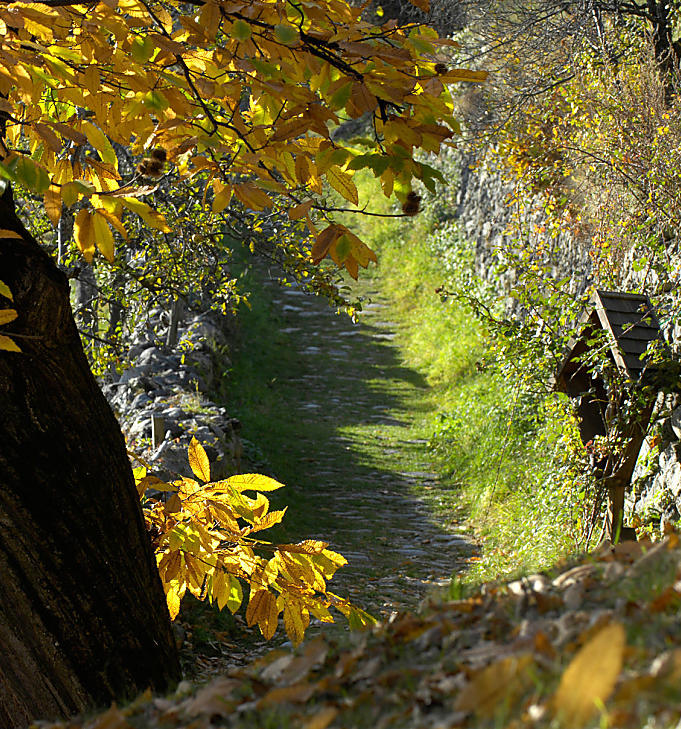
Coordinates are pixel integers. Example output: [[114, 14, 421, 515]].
[[0, 187, 180, 728]]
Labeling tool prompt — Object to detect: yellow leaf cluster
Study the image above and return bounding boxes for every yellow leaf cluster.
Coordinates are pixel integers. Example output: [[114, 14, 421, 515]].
[[137, 439, 371, 644], [0, 0, 483, 272]]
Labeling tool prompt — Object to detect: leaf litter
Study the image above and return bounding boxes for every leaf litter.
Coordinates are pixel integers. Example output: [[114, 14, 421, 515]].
[[35, 533, 681, 729]]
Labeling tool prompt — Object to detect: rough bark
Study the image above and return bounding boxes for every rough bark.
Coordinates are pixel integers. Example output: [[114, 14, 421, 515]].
[[0, 187, 180, 728]]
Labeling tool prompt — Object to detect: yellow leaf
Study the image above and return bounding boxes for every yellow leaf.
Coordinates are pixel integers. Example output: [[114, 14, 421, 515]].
[[188, 436, 211, 482], [408, 0, 430, 10], [164, 493, 182, 514], [74, 208, 96, 263], [120, 198, 170, 232], [0, 309, 18, 326], [92, 210, 115, 262], [279, 540, 329, 554], [250, 508, 287, 533], [246, 589, 279, 639], [553, 622, 625, 726], [212, 181, 233, 213], [0, 229, 23, 240], [283, 600, 309, 646], [325, 166, 358, 205], [95, 207, 128, 240], [44, 186, 62, 228], [166, 585, 182, 621], [213, 570, 243, 612], [0, 280, 13, 301], [226, 473, 284, 492], [0, 334, 20, 352]]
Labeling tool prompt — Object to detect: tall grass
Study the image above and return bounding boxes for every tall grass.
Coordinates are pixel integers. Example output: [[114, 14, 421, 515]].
[[350, 174, 583, 583]]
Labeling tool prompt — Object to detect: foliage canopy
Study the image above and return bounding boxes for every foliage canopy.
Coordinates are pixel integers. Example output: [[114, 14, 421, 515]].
[[0, 0, 483, 301]]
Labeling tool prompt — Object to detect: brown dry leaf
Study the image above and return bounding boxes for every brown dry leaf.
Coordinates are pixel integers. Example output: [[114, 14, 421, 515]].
[[649, 586, 681, 613], [180, 678, 240, 718], [87, 704, 131, 729], [277, 638, 329, 685], [302, 706, 338, 729], [257, 682, 316, 708], [612, 674, 656, 705], [533, 630, 557, 659], [552, 621, 625, 727], [454, 654, 533, 717]]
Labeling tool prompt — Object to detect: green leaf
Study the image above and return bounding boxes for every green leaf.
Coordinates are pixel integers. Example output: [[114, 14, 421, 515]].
[[131, 36, 155, 64], [347, 153, 391, 177], [330, 81, 353, 109], [348, 606, 378, 630], [231, 19, 251, 41], [0, 157, 50, 194], [274, 24, 299, 46], [81, 121, 117, 168], [225, 573, 243, 613], [335, 234, 352, 262]]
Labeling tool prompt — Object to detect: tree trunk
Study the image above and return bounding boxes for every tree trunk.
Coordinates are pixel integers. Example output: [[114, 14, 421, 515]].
[[0, 187, 180, 728]]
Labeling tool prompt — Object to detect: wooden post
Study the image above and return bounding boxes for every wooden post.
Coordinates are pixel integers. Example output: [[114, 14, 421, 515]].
[[151, 415, 166, 447], [165, 297, 183, 347]]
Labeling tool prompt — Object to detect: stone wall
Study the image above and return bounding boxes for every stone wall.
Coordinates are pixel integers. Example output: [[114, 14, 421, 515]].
[[453, 146, 591, 298], [101, 305, 242, 483], [451, 145, 681, 530]]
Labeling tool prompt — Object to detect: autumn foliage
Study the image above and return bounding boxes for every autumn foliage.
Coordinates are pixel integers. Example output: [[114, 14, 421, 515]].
[[0, 0, 484, 321], [137, 438, 374, 644]]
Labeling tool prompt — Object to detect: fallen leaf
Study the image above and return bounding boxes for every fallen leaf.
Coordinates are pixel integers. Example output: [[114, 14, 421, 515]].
[[455, 654, 533, 717], [257, 682, 315, 707], [553, 621, 625, 726], [302, 706, 338, 729]]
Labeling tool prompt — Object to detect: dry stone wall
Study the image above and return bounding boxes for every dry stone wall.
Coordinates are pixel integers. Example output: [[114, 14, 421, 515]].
[[452, 146, 681, 529], [101, 306, 242, 483]]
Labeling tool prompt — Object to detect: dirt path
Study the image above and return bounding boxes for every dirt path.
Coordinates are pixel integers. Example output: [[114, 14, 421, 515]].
[[229, 272, 474, 623]]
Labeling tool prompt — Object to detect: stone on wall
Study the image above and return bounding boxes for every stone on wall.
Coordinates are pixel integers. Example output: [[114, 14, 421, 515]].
[[102, 305, 242, 484]]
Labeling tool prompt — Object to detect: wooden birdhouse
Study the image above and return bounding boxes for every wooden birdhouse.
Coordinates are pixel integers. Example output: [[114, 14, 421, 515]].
[[552, 290, 663, 542]]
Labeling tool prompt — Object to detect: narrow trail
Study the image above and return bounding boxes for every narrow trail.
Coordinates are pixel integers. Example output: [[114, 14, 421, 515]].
[[230, 272, 475, 623]]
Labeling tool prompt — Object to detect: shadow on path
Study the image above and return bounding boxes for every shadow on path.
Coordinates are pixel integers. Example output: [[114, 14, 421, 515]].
[[226, 272, 475, 620]]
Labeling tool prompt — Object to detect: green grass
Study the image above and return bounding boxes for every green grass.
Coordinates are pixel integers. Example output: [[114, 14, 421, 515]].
[[340, 176, 582, 584]]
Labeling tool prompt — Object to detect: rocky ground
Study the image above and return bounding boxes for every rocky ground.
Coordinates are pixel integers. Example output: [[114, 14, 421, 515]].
[[250, 278, 475, 619]]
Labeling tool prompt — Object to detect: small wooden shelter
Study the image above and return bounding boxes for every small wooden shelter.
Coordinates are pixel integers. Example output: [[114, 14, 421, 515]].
[[552, 290, 663, 541]]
